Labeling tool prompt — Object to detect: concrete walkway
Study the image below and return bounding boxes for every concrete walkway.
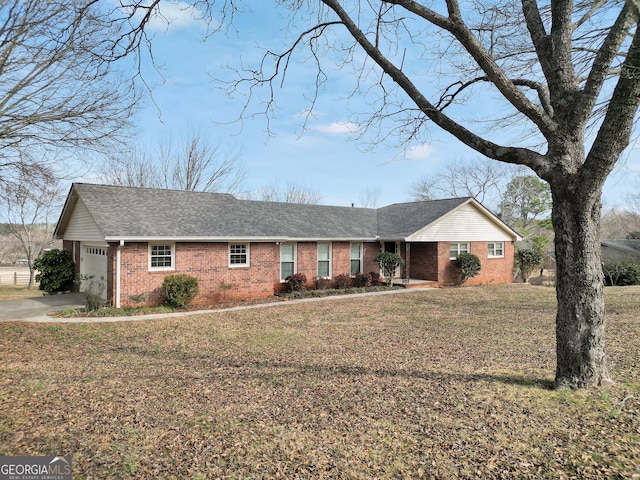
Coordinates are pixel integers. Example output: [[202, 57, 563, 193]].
[[0, 287, 436, 324]]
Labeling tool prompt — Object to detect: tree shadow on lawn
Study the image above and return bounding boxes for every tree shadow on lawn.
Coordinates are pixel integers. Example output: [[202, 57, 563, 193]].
[[266, 361, 557, 391], [105, 345, 555, 390], [132, 348, 556, 391]]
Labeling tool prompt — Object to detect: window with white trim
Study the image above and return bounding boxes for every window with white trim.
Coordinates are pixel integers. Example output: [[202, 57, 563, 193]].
[[488, 242, 504, 258], [280, 243, 296, 281], [229, 243, 249, 267], [317, 242, 331, 278], [149, 244, 174, 270], [350, 243, 363, 275], [449, 242, 469, 260]]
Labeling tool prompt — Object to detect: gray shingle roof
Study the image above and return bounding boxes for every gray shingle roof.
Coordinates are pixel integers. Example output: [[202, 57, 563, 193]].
[[57, 183, 509, 241], [65, 183, 377, 240], [601, 240, 640, 255], [376, 198, 471, 238]]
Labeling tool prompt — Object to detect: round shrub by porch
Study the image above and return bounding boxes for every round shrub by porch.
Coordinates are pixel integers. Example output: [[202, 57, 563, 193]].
[[162, 274, 199, 308], [373, 252, 405, 285], [453, 252, 481, 285]]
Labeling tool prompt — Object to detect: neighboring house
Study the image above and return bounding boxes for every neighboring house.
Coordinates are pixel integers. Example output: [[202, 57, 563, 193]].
[[601, 240, 640, 263], [54, 183, 521, 307]]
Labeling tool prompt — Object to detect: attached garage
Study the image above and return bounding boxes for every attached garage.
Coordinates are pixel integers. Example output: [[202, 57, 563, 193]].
[[79, 243, 108, 298], [54, 187, 111, 301]]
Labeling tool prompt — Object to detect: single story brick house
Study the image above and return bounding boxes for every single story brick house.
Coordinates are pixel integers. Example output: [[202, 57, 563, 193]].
[[54, 183, 521, 307]]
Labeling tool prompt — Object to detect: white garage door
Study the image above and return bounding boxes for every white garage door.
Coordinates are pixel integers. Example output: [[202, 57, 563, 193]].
[[80, 243, 108, 298]]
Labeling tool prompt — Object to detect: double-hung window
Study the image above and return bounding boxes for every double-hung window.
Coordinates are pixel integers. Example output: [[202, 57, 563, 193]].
[[149, 244, 174, 270], [350, 243, 363, 275], [449, 242, 469, 260], [317, 242, 331, 278], [229, 243, 249, 267], [280, 243, 296, 281], [488, 242, 504, 258]]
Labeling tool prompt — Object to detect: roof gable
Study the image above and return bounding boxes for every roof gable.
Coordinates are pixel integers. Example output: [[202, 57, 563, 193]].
[[407, 200, 520, 241], [377, 198, 520, 241], [61, 197, 104, 241]]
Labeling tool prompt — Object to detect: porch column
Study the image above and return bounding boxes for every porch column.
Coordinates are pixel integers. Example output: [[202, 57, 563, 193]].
[[405, 243, 410, 282]]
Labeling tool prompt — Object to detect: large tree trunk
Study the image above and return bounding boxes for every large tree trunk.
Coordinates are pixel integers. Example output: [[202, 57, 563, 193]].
[[551, 183, 611, 389]]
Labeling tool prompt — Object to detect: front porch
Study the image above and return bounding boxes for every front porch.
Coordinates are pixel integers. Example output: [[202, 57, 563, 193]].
[[391, 278, 439, 289]]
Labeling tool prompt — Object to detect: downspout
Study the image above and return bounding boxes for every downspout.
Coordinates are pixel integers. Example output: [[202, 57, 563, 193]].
[[116, 240, 124, 308]]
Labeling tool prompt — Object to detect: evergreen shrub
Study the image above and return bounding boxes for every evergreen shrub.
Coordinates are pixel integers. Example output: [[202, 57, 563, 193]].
[[33, 249, 75, 295], [162, 274, 199, 308]]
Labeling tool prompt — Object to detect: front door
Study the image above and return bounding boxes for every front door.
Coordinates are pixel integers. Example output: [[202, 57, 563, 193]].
[[383, 241, 401, 277]]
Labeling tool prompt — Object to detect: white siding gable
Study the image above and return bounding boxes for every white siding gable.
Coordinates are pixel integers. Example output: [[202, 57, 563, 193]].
[[62, 199, 105, 241], [407, 203, 515, 242]]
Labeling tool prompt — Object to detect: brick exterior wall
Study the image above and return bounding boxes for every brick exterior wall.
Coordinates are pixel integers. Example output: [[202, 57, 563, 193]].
[[65, 239, 515, 308], [438, 241, 515, 286], [296, 242, 317, 288], [116, 242, 282, 307], [408, 242, 439, 281], [111, 240, 391, 307], [363, 242, 381, 275]]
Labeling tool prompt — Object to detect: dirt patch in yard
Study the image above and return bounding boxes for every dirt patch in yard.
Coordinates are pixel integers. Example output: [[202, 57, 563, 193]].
[[0, 284, 638, 479]]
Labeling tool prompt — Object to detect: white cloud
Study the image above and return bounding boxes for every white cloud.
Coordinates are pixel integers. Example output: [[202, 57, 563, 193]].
[[126, 1, 209, 32], [405, 144, 436, 161], [311, 122, 360, 135]]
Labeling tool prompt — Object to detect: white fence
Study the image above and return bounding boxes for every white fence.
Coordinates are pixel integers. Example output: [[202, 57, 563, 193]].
[[0, 270, 32, 286]]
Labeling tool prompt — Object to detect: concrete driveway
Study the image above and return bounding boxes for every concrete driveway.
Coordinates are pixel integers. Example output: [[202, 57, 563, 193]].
[[0, 293, 85, 322]]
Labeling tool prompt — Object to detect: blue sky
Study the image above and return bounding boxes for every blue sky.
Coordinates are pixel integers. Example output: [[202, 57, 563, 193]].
[[112, 1, 639, 210]]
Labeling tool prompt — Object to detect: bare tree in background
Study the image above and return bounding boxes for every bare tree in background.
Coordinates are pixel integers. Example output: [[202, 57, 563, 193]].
[[101, 131, 247, 194], [0, 169, 62, 288], [409, 158, 513, 208], [256, 179, 322, 204], [601, 207, 640, 240], [116, 1, 640, 389], [0, 0, 139, 189], [359, 186, 382, 208]]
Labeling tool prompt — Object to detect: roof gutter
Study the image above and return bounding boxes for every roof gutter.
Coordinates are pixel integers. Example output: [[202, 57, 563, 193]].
[[104, 236, 380, 243], [115, 240, 124, 309], [104, 236, 291, 243]]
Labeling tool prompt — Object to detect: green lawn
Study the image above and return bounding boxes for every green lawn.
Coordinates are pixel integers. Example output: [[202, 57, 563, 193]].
[[0, 284, 638, 479]]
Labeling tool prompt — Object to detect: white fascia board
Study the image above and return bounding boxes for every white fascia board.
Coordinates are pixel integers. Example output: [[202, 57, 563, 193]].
[[106, 236, 380, 243], [286, 237, 379, 242], [376, 237, 408, 242], [104, 236, 290, 243]]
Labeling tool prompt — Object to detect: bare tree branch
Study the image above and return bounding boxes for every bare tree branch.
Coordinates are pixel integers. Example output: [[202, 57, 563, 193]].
[[100, 131, 248, 194], [0, 168, 62, 288], [0, 0, 141, 188]]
